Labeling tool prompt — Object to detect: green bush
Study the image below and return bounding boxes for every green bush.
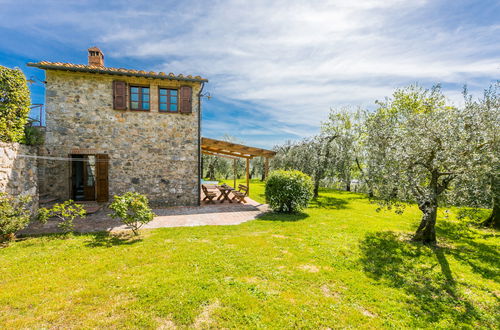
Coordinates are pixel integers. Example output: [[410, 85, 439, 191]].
[[0, 193, 32, 242], [109, 192, 154, 235], [265, 170, 314, 213], [0, 66, 31, 142], [22, 126, 44, 145], [37, 200, 86, 234]]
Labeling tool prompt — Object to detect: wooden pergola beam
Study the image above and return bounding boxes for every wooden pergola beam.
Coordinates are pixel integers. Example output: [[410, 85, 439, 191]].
[[202, 150, 240, 160], [201, 137, 276, 158], [202, 147, 253, 159]]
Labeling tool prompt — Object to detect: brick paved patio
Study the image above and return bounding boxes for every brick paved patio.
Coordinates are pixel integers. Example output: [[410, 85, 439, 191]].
[[20, 196, 269, 235]]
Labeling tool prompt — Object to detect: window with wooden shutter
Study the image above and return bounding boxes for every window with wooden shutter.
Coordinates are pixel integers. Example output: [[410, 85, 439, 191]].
[[158, 88, 178, 112], [130, 86, 150, 111], [179, 86, 192, 114], [113, 81, 127, 110]]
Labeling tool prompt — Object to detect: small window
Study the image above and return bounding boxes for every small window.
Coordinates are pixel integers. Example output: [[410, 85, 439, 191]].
[[130, 86, 150, 111], [158, 88, 178, 112]]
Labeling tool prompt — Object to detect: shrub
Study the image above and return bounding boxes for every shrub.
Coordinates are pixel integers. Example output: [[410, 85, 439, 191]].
[[109, 192, 154, 235], [0, 193, 32, 242], [37, 200, 86, 234], [22, 125, 44, 145], [265, 170, 314, 213], [0, 66, 31, 142]]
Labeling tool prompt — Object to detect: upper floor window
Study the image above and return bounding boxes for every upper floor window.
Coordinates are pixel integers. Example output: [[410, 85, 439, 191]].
[[130, 86, 150, 111], [158, 88, 178, 112]]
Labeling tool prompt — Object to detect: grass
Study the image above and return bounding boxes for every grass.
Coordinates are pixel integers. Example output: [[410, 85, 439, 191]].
[[0, 182, 498, 328]]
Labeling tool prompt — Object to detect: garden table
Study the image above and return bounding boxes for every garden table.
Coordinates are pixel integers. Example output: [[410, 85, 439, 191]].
[[216, 185, 234, 203]]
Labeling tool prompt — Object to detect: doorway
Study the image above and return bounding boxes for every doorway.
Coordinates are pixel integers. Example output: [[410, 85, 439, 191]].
[[71, 155, 96, 201]]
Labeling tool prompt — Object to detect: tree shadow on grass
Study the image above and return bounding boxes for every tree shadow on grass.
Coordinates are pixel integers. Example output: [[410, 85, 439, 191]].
[[437, 221, 499, 282], [309, 195, 349, 210], [359, 231, 487, 327], [84, 231, 143, 248], [258, 211, 309, 222]]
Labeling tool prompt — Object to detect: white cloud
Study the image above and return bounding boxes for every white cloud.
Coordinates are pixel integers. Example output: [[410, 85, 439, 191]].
[[2, 0, 499, 147]]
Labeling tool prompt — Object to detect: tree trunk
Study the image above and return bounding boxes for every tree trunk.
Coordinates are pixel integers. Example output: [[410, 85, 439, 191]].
[[346, 181, 351, 192], [261, 159, 266, 181], [482, 203, 499, 229], [313, 178, 320, 198], [413, 199, 438, 244], [207, 163, 216, 181], [355, 157, 373, 197], [482, 174, 500, 229]]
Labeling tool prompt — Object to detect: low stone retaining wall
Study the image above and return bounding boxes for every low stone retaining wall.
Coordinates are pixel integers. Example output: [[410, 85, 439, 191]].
[[0, 142, 38, 209]]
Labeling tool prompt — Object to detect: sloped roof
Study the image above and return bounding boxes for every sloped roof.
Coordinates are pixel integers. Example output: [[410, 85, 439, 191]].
[[201, 137, 276, 159], [27, 61, 208, 83]]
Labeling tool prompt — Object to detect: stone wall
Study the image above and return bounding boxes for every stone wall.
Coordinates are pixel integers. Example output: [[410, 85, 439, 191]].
[[40, 70, 201, 206], [0, 142, 38, 209]]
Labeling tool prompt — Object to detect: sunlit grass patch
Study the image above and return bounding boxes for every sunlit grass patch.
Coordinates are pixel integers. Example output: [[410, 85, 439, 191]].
[[0, 183, 498, 328]]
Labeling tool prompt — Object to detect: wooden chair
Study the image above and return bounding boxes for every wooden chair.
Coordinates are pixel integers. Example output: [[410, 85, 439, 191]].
[[202, 185, 217, 204], [232, 184, 249, 203]]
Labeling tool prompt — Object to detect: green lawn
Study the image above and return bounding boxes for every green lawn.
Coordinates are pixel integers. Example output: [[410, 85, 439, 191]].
[[0, 182, 498, 328]]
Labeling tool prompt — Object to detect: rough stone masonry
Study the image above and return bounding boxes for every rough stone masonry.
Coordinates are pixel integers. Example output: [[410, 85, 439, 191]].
[[0, 142, 38, 210], [39, 70, 202, 206]]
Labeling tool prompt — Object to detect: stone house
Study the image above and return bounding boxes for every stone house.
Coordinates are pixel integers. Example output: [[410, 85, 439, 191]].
[[28, 47, 207, 206]]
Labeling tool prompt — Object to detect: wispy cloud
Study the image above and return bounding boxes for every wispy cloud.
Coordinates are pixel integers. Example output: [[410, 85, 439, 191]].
[[1, 0, 499, 148]]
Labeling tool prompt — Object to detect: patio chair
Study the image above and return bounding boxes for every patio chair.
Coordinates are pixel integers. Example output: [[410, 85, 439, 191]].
[[202, 185, 217, 204], [232, 184, 249, 203]]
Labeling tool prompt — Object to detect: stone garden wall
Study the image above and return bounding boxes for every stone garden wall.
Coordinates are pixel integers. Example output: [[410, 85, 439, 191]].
[[41, 70, 201, 206], [0, 142, 38, 209]]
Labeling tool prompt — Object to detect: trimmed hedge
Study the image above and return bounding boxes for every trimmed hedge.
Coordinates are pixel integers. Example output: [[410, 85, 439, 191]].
[[265, 170, 313, 213], [0, 66, 31, 143]]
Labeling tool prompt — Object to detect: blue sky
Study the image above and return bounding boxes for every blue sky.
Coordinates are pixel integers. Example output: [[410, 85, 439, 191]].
[[1, 0, 499, 148]]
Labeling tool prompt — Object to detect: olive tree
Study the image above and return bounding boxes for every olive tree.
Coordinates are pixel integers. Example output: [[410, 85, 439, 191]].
[[272, 135, 337, 197], [322, 108, 365, 191], [365, 85, 493, 244], [447, 84, 499, 228]]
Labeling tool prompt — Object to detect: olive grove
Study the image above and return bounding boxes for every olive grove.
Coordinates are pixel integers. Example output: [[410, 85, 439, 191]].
[[360, 85, 497, 244], [271, 84, 499, 244]]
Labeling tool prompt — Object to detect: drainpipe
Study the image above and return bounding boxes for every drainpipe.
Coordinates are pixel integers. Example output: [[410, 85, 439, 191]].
[[197, 82, 205, 206]]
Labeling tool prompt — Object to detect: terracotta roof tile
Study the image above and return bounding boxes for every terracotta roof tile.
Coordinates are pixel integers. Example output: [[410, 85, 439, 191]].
[[27, 61, 208, 83]]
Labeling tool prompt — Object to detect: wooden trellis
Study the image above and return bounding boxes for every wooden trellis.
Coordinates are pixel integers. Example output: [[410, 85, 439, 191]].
[[201, 137, 276, 191]]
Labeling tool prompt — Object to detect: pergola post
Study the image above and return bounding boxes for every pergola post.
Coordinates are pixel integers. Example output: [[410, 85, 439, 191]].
[[246, 158, 250, 193]]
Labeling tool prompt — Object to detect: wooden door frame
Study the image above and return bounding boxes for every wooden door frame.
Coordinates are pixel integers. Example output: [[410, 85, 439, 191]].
[[69, 152, 109, 202]]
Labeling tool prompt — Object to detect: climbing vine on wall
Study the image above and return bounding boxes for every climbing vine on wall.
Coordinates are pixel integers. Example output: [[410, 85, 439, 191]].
[[0, 66, 31, 142]]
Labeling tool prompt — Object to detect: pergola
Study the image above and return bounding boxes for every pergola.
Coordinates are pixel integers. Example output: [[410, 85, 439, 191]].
[[201, 137, 276, 192]]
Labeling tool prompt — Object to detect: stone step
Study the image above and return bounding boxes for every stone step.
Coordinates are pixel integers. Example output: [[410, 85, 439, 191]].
[[75, 202, 102, 214]]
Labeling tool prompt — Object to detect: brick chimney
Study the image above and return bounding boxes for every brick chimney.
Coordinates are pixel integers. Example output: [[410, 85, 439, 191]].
[[88, 47, 104, 67]]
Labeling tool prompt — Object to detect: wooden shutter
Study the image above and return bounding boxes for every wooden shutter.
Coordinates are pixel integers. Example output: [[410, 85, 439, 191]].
[[113, 81, 127, 110], [179, 86, 192, 113], [95, 154, 109, 202]]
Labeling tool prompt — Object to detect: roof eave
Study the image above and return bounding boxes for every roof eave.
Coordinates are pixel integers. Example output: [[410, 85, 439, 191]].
[[26, 62, 208, 83]]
